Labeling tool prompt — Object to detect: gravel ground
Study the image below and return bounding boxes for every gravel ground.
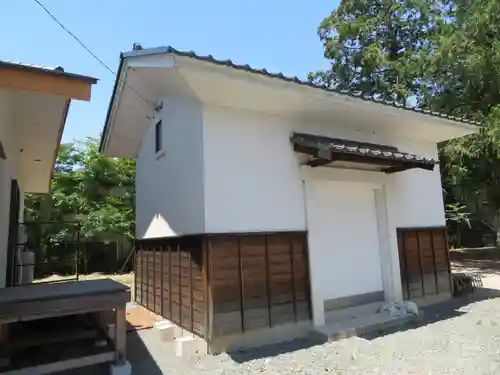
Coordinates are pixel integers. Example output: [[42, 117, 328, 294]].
[[63, 283, 500, 375], [57, 271, 500, 375]]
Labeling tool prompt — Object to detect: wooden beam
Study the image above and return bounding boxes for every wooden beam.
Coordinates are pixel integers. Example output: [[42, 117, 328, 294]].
[[306, 158, 331, 167], [382, 165, 417, 174], [296, 143, 435, 173], [383, 163, 435, 174], [0, 66, 93, 101]]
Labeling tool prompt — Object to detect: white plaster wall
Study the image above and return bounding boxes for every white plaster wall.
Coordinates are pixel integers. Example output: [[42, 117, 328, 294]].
[[386, 139, 445, 228], [202, 105, 306, 233], [135, 96, 205, 238], [201, 105, 446, 233]]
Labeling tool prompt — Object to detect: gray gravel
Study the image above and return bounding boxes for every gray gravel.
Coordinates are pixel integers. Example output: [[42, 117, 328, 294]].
[[62, 290, 500, 375]]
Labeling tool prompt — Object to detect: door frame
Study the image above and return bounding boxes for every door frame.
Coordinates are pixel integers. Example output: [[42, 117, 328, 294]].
[[300, 167, 391, 326]]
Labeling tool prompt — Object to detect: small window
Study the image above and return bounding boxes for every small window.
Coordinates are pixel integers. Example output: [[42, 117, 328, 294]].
[[154, 120, 162, 154]]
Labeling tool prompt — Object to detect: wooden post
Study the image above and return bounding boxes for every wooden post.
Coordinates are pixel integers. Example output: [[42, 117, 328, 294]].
[[178, 244, 181, 328], [0, 324, 10, 367], [416, 231, 426, 297], [202, 237, 210, 341], [145, 247, 149, 310], [160, 245, 164, 317], [168, 244, 172, 321], [430, 231, 439, 294], [289, 235, 297, 323], [442, 227, 454, 293], [237, 237, 245, 333], [399, 230, 411, 299], [264, 235, 272, 328], [189, 246, 194, 332], [114, 307, 127, 364], [134, 244, 138, 304]]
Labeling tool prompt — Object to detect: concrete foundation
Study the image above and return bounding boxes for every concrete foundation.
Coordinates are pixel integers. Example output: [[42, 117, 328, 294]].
[[153, 320, 175, 342], [412, 292, 452, 308], [156, 318, 312, 355], [208, 320, 312, 354], [175, 336, 207, 358], [312, 312, 418, 342], [110, 360, 131, 375]]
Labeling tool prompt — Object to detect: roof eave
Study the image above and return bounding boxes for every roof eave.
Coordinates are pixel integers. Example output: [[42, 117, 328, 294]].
[[99, 46, 481, 153], [0, 60, 98, 84], [99, 53, 125, 153]]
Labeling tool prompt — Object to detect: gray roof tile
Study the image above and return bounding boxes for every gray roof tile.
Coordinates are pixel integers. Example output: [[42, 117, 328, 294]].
[[0, 60, 97, 82], [155, 46, 479, 127], [290, 132, 438, 166]]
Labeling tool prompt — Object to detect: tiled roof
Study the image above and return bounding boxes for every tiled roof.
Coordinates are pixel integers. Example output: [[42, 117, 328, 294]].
[[290, 132, 438, 166], [137, 46, 480, 127], [0, 60, 62, 71], [0, 60, 97, 82], [99, 45, 479, 153]]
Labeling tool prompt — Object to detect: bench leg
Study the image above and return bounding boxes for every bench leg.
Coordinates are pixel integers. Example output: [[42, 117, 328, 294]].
[[114, 307, 127, 365], [0, 324, 9, 367]]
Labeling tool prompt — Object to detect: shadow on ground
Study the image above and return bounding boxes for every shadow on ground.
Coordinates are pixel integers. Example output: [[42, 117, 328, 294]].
[[450, 248, 500, 274], [55, 323, 162, 375], [228, 286, 500, 363], [360, 286, 500, 340], [228, 337, 322, 363]]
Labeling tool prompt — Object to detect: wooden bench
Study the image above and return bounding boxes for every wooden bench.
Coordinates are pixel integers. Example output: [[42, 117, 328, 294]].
[[0, 279, 130, 374]]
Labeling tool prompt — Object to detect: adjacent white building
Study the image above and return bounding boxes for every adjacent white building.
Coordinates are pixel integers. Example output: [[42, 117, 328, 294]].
[[0, 61, 96, 288]]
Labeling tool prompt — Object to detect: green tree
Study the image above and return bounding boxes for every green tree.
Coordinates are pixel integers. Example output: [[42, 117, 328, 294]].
[[445, 202, 472, 248], [311, 0, 500, 245], [431, 0, 500, 245], [308, 0, 450, 104], [24, 137, 136, 243]]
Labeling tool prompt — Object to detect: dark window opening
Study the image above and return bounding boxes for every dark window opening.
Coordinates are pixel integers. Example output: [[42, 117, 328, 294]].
[[155, 120, 162, 153]]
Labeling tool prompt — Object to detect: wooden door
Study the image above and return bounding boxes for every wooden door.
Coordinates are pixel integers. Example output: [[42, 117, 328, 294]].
[[397, 227, 452, 300]]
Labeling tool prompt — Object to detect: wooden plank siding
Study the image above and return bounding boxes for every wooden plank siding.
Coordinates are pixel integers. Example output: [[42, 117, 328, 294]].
[[135, 236, 206, 337], [397, 227, 452, 300], [134, 231, 311, 341], [207, 232, 311, 338]]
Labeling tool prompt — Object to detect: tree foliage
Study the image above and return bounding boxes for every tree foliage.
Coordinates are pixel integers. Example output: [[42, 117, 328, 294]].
[[309, 0, 451, 104], [433, 0, 500, 242], [312, 0, 500, 243], [24, 137, 136, 243]]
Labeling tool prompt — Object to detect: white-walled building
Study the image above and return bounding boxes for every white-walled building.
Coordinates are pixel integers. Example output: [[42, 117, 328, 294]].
[[0, 61, 96, 288], [100, 46, 478, 352]]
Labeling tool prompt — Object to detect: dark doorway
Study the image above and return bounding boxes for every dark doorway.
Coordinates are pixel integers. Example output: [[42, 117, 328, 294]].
[[6, 179, 20, 287]]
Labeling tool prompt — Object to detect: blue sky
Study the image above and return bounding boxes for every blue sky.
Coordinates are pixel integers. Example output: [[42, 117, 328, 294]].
[[1, 0, 336, 142]]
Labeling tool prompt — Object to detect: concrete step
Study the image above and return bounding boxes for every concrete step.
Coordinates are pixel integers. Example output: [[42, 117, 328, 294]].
[[174, 336, 207, 357], [311, 312, 417, 342], [325, 301, 384, 324]]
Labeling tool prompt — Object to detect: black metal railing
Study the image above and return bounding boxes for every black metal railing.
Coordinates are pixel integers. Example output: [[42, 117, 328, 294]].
[[10, 221, 134, 286]]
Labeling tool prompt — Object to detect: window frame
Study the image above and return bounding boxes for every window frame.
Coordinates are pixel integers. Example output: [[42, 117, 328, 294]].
[[154, 119, 163, 156]]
